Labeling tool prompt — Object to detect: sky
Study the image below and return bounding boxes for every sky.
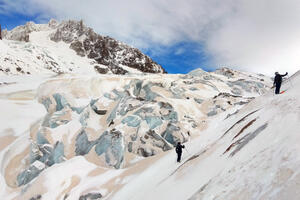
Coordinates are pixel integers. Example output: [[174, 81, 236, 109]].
[[1, 0, 300, 75]]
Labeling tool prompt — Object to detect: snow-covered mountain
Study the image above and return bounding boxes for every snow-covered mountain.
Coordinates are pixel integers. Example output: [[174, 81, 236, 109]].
[[2, 19, 298, 200], [0, 65, 278, 199], [0, 20, 165, 75]]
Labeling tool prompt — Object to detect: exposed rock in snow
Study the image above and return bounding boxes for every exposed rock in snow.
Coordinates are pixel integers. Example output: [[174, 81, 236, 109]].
[[214, 67, 235, 78], [79, 192, 102, 200], [1, 20, 165, 75], [50, 20, 165, 74], [4, 21, 52, 42]]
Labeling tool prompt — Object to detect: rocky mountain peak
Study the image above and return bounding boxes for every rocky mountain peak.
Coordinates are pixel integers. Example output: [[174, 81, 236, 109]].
[[50, 20, 166, 74], [1, 19, 166, 75], [48, 19, 59, 29], [3, 21, 52, 42], [50, 20, 91, 43], [215, 67, 236, 78]]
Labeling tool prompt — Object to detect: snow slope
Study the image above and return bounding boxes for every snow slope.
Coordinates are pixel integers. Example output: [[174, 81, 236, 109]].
[[0, 67, 281, 199], [111, 71, 300, 200], [0, 30, 101, 75]]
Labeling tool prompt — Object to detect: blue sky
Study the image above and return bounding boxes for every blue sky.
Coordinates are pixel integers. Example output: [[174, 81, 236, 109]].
[[145, 42, 214, 74], [0, 13, 34, 30], [1, 0, 300, 75], [0, 2, 46, 30]]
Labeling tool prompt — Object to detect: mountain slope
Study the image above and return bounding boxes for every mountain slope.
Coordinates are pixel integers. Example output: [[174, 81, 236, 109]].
[[0, 20, 165, 75]]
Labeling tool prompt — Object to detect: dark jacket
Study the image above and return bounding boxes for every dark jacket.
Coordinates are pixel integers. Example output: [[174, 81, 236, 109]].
[[274, 72, 288, 85], [175, 143, 185, 154]]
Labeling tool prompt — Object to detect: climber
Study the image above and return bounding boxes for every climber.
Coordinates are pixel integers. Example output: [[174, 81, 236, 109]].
[[273, 72, 288, 94], [175, 142, 185, 163]]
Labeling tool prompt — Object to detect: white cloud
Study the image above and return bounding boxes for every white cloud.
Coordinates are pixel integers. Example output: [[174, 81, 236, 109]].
[[1, 0, 300, 75], [207, 0, 300, 75], [0, 0, 39, 15]]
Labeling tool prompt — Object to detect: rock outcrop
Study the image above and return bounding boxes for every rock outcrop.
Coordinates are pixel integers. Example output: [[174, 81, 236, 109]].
[[50, 20, 165, 74], [3, 21, 54, 42], [1, 20, 165, 75]]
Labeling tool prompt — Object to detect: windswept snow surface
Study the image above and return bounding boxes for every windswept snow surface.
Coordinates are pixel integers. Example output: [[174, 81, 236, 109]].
[[2, 70, 299, 200]]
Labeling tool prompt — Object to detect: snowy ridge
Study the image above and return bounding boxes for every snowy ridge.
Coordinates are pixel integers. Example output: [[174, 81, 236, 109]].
[[3, 21, 54, 42], [0, 68, 277, 199], [0, 20, 165, 75]]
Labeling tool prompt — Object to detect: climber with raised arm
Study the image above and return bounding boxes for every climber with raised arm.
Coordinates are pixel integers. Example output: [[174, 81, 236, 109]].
[[273, 72, 288, 94]]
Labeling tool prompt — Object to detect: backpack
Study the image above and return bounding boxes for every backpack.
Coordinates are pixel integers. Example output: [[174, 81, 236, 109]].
[[175, 146, 180, 153]]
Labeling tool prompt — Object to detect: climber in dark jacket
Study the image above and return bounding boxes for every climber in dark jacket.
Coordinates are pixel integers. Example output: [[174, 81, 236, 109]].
[[175, 142, 185, 163], [273, 72, 288, 94]]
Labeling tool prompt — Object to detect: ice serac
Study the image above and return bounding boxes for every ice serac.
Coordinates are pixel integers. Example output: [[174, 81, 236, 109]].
[[29, 70, 270, 166], [0, 67, 278, 199]]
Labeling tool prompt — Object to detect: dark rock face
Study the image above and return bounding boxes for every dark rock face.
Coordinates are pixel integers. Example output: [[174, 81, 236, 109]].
[[50, 20, 166, 74], [79, 193, 102, 200], [94, 66, 108, 74], [29, 194, 42, 200], [215, 67, 235, 78]]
